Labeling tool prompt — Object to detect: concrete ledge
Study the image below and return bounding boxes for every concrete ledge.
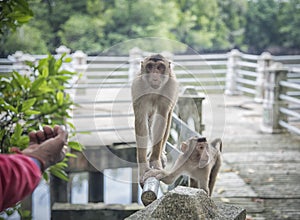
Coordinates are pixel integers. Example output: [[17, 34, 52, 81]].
[[126, 186, 246, 220], [52, 202, 143, 220]]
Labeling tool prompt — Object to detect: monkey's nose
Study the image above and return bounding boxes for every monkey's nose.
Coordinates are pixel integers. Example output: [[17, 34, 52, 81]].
[[197, 137, 207, 142]]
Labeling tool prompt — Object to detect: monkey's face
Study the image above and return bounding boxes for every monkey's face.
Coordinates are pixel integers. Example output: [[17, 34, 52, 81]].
[[141, 55, 171, 89], [181, 136, 210, 168]]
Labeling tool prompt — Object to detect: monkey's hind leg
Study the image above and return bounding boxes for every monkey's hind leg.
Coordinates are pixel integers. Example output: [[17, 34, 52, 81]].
[[208, 156, 222, 196], [189, 178, 198, 188]]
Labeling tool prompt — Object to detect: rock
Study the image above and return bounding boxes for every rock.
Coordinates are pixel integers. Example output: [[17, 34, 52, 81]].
[[126, 186, 246, 220]]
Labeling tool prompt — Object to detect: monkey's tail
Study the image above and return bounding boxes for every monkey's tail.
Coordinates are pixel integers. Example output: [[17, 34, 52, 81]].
[[211, 138, 222, 152]]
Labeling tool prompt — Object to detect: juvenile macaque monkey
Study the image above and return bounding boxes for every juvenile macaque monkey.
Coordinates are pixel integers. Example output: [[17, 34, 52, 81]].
[[131, 54, 179, 186], [144, 137, 222, 196]]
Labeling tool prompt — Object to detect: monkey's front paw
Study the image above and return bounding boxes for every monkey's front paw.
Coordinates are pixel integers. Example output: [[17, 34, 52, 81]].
[[138, 165, 151, 187], [149, 160, 163, 170], [143, 169, 167, 181]]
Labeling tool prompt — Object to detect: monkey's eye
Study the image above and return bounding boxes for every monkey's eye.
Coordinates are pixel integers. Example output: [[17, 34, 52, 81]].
[[157, 64, 166, 73], [145, 63, 153, 72]]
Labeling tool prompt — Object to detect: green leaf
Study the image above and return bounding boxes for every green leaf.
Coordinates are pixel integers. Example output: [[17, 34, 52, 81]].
[[25, 109, 40, 115], [64, 57, 72, 63], [42, 67, 49, 77], [13, 71, 25, 87], [11, 123, 23, 145], [16, 15, 33, 23], [66, 152, 77, 158], [55, 59, 62, 73], [55, 75, 71, 83], [60, 70, 76, 75], [50, 165, 69, 181], [37, 58, 48, 73], [48, 55, 56, 76], [2, 101, 18, 113], [38, 82, 54, 93], [56, 91, 64, 106], [31, 77, 45, 92], [42, 171, 49, 182], [67, 122, 76, 130], [21, 98, 36, 111], [68, 141, 85, 151], [18, 136, 29, 149], [18, 209, 31, 219]]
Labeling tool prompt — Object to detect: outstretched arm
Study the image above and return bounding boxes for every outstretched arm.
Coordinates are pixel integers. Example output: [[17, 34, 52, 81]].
[[144, 156, 186, 185], [0, 125, 68, 211], [0, 154, 41, 211]]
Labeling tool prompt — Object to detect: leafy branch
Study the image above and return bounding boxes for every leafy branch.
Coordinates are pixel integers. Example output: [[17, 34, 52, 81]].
[[0, 53, 84, 180]]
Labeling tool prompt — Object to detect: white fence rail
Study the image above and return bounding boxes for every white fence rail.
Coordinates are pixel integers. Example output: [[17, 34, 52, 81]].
[[278, 67, 300, 134], [0, 47, 299, 135]]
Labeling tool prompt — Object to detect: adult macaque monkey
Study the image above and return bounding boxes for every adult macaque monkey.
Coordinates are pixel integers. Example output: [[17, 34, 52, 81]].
[[131, 54, 179, 186], [144, 137, 222, 196]]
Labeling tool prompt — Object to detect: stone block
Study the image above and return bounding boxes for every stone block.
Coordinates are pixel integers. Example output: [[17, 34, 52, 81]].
[[126, 186, 246, 220]]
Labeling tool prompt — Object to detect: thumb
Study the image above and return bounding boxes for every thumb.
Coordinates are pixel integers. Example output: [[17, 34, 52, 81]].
[[54, 125, 68, 144]]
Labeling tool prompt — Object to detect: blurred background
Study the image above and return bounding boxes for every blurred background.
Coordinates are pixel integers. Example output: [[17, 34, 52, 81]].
[[1, 0, 300, 57]]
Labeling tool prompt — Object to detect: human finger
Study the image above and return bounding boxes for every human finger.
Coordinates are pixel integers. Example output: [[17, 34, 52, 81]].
[[43, 125, 55, 139], [54, 125, 68, 143], [29, 131, 38, 145], [36, 130, 46, 143]]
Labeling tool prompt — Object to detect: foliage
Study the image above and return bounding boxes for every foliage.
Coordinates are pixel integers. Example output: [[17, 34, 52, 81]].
[[278, 0, 300, 48], [0, 0, 300, 55], [217, 0, 247, 49], [0, 25, 48, 55], [58, 14, 104, 54], [0, 53, 84, 180], [0, 0, 33, 35], [244, 0, 281, 53], [0, 204, 31, 220]]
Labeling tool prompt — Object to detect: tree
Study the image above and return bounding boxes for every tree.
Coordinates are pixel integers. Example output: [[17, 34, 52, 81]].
[[0, 0, 33, 35], [278, 0, 300, 49], [244, 0, 281, 53], [217, 0, 247, 49], [172, 0, 231, 51], [58, 14, 104, 54], [100, 0, 180, 49], [0, 25, 48, 56]]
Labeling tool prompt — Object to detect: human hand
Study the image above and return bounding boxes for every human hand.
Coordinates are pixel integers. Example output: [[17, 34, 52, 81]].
[[22, 125, 68, 171]]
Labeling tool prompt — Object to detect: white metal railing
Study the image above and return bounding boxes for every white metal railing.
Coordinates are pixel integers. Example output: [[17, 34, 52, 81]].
[[1, 48, 300, 136], [278, 67, 300, 135], [1, 50, 300, 96]]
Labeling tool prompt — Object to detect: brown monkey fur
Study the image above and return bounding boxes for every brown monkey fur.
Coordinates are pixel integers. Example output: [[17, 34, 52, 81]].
[[144, 137, 222, 196], [131, 54, 179, 186]]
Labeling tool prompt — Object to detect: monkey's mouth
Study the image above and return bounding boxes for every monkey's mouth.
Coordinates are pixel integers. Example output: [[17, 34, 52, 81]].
[[150, 81, 161, 89]]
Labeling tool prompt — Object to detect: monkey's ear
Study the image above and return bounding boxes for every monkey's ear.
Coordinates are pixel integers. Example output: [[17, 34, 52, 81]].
[[198, 147, 210, 168], [180, 142, 189, 152]]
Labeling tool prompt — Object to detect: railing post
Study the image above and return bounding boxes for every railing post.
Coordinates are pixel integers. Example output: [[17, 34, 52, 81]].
[[261, 62, 288, 133], [50, 45, 72, 210], [131, 167, 139, 203], [50, 175, 71, 205], [255, 52, 273, 103], [176, 87, 205, 140], [225, 49, 242, 95], [55, 45, 72, 72], [72, 50, 87, 74], [72, 50, 88, 87], [128, 47, 142, 82], [8, 51, 35, 75], [88, 171, 104, 202], [55, 45, 71, 56]]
